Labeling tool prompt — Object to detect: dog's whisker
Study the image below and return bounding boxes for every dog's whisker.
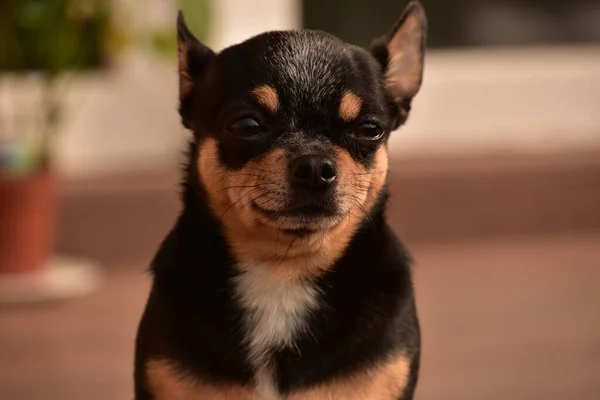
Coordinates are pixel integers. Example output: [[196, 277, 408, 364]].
[[350, 171, 386, 176], [219, 187, 264, 220], [316, 229, 326, 253], [229, 173, 264, 177], [347, 185, 371, 191], [240, 166, 277, 174], [349, 194, 376, 232], [214, 184, 262, 194], [275, 228, 281, 255], [241, 192, 273, 210], [214, 181, 282, 194], [276, 236, 297, 267]]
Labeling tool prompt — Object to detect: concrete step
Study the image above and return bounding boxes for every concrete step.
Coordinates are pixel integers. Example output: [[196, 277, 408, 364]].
[[56, 150, 600, 267], [2, 232, 599, 399]]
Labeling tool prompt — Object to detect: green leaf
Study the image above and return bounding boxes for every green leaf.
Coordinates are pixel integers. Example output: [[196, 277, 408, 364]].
[[180, 0, 211, 43]]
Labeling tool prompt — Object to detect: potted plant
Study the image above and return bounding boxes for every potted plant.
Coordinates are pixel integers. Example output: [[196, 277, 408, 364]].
[[0, 0, 211, 303], [0, 0, 116, 302]]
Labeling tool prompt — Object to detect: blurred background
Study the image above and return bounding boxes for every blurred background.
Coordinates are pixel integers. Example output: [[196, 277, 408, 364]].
[[0, 0, 599, 399]]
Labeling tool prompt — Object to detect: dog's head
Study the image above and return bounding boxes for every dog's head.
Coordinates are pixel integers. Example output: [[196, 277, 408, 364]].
[[178, 2, 426, 273]]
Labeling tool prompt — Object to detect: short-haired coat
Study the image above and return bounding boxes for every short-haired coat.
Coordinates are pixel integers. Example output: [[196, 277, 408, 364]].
[[134, 2, 427, 399]]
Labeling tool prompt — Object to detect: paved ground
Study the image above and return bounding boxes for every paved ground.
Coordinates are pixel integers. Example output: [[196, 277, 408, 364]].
[[1, 232, 599, 400], [39, 47, 600, 178]]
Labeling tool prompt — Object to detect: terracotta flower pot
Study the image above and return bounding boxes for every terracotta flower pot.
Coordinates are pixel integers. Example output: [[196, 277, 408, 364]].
[[0, 171, 56, 274]]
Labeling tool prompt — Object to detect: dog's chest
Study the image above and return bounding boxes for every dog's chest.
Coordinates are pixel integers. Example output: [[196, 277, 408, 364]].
[[232, 265, 320, 398]]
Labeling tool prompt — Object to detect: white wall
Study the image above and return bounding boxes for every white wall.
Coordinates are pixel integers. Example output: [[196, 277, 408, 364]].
[[53, 0, 302, 177], [390, 45, 600, 156], [43, 1, 600, 177], [209, 0, 301, 50]]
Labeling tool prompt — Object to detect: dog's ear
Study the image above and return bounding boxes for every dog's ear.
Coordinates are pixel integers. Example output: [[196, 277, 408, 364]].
[[177, 11, 215, 129], [370, 1, 426, 126]]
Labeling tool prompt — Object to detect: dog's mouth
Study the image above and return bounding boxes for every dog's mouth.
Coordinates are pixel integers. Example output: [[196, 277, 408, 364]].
[[252, 202, 338, 218], [250, 201, 342, 235]]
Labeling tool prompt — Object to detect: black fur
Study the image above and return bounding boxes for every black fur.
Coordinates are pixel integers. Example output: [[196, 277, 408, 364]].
[[189, 30, 392, 171], [135, 149, 420, 397], [135, 2, 426, 399]]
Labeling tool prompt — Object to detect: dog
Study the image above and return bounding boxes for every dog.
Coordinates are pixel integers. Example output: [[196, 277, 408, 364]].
[[134, 2, 426, 399]]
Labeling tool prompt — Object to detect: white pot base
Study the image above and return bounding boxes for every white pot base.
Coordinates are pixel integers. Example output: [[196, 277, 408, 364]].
[[0, 256, 103, 305]]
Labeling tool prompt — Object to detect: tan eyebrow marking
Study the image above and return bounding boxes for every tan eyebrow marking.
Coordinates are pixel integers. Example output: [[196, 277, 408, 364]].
[[252, 85, 279, 113], [339, 90, 363, 121]]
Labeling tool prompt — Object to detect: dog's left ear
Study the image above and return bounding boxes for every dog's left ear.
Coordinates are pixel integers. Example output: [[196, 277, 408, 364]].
[[177, 11, 215, 129], [370, 1, 427, 126]]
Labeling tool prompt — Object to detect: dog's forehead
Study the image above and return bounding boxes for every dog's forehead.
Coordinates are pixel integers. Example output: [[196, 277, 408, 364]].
[[261, 31, 348, 95], [216, 30, 381, 112]]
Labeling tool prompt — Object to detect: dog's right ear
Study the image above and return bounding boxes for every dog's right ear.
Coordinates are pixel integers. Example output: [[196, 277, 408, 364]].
[[177, 11, 215, 129]]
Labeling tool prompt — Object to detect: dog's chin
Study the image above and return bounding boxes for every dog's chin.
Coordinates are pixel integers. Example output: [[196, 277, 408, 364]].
[[250, 201, 344, 236]]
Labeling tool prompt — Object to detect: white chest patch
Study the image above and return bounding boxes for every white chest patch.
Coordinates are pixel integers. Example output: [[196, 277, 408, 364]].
[[233, 264, 320, 398]]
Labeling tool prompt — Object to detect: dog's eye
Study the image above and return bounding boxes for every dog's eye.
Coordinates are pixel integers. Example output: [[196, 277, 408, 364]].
[[227, 117, 263, 137], [355, 122, 384, 140]]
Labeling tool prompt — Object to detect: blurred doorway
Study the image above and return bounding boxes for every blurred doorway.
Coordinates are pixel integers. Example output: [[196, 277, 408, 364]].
[[302, 0, 600, 49]]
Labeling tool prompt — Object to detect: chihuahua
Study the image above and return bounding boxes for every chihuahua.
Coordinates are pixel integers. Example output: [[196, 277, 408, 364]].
[[134, 1, 427, 399]]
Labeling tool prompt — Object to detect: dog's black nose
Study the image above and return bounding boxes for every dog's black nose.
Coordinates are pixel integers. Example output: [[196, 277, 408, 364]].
[[290, 155, 337, 190]]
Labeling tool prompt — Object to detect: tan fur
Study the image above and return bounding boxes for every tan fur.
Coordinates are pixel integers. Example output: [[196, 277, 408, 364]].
[[288, 352, 411, 400], [177, 40, 195, 100], [146, 358, 253, 400], [197, 139, 388, 281], [146, 352, 408, 400], [252, 85, 280, 113], [339, 90, 363, 121], [386, 6, 425, 103]]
